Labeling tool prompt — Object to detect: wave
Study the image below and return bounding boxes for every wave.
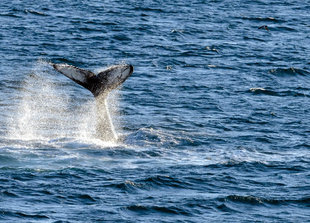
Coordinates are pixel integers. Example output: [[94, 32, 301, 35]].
[[24, 9, 47, 16], [133, 7, 168, 13], [269, 67, 309, 76], [9, 8, 47, 17], [249, 88, 310, 97], [220, 195, 310, 206], [240, 16, 283, 22], [0, 155, 19, 166], [142, 175, 189, 189], [125, 204, 191, 216], [0, 190, 18, 198], [125, 128, 194, 148], [63, 193, 97, 205], [0, 13, 21, 18], [0, 211, 49, 220]]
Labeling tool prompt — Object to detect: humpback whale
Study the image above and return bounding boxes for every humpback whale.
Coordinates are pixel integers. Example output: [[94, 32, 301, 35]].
[[50, 62, 133, 141]]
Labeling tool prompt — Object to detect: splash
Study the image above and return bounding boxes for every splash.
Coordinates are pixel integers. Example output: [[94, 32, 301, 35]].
[[6, 60, 122, 145]]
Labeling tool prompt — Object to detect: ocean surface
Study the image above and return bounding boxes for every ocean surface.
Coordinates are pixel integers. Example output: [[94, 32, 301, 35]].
[[0, 0, 309, 222]]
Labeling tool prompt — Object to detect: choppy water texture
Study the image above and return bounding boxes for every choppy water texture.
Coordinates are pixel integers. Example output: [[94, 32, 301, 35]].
[[1, 0, 310, 222]]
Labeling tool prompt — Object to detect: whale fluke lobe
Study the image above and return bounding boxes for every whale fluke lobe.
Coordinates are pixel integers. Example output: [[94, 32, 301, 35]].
[[51, 63, 95, 92], [50, 62, 133, 141], [51, 63, 133, 97]]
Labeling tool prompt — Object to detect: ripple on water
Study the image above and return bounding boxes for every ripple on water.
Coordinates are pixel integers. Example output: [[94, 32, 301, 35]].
[[0, 0, 310, 222]]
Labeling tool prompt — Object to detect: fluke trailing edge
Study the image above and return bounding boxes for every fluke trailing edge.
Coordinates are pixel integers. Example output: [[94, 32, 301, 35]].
[[50, 62, 134, 141], [50, 63, 133, 97]]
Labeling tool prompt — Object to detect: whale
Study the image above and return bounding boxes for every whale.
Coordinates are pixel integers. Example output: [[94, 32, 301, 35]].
[[50, 62, 133, 141]]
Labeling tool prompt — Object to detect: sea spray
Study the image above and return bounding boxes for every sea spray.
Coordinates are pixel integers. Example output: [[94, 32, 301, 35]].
[[7, 61, 71, 140], [6, 61, 122, 144]]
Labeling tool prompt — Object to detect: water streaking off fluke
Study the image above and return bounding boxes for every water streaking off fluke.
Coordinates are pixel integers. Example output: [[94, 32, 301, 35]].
[[51, 62, 133, 141]]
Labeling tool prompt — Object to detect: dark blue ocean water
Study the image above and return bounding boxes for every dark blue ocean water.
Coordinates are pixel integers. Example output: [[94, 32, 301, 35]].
[[1, 0, 310, 222]]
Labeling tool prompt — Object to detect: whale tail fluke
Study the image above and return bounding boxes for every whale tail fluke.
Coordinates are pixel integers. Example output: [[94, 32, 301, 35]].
[[50, 62, 133, 142], [50, 63, 133, 97]]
